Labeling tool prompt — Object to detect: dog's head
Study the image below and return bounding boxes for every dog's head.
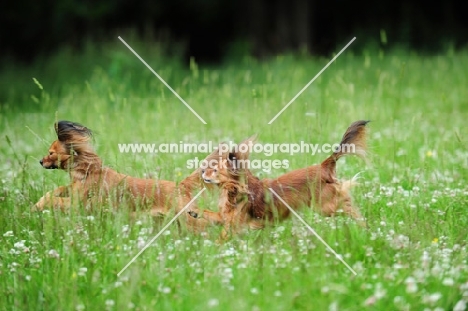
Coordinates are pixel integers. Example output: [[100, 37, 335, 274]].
[[201, 135, 257, 185], [39, 121, 93, 170], [40, 140, 74, 169], [201, 164, 230, 184]]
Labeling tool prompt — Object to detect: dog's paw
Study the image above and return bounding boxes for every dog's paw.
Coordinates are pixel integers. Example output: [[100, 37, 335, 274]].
[[32, 193, 52, 211], [187, 210, 199, 218]]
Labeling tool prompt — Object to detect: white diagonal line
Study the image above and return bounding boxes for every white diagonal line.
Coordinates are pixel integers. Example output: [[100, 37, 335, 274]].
[[118, 36, 207, 124], [268, 37, 356, 124], [117, 188, 206, 276], [268, 188, 357, 275]]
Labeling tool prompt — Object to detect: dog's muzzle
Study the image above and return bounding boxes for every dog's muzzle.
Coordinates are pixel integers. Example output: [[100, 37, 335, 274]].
[[40, 160, 58, 169]]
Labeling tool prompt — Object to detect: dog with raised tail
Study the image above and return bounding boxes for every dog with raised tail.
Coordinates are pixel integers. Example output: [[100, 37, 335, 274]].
[[190, 120, 370, 239]]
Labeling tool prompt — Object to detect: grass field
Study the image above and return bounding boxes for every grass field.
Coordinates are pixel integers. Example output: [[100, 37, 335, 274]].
[[1, 40, 468, 310]]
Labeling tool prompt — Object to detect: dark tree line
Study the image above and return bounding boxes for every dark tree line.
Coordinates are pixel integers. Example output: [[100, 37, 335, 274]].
[[1, 0, 467, 64]]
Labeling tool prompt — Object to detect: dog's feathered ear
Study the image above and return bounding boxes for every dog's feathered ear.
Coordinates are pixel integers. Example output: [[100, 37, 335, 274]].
[[227, 134, 258, 172], [55, 120, 92, 143], [227, 151, 237, 170], [232, 134, 257, 161]]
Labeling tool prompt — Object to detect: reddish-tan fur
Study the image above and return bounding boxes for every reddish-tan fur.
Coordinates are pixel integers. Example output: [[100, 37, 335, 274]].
[[176, 140, 248, 232], [175, 167, 216, 232], [34, 121, 177, 214], [191, 121, 369, 239]]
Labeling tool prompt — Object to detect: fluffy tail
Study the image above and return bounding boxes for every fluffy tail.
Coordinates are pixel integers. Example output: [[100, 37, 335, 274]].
[[321, 120, 369, 174]]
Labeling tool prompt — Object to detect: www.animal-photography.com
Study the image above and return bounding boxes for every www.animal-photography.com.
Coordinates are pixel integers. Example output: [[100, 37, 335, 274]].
[[1, 1, 467, 310]]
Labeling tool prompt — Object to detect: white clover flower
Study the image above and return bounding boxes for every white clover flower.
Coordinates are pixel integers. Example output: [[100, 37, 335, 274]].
[[374, 283, 387, 299], [405, 277, 418, 293], [422, 292, 442, 304], [158, 286, 171, 294], [223, 267, 233, 278], [207, 299, 219, 308], [9, 249, 20, 255], [203, 239, 213, 247], [48, 249, 60, 258], [453, 300, 467, 311], [329, 301, 339, 311], [78, 267, 88, 277], [138, 227, 149, 236], [421, 251, 431, 265], [14, 240, 26, 249], [3, 231, 13, 237], [105, 299, 115, 307], [223, 248, 236, 257], [137, 237, 146, 249], [391, 235, 410, 249], [122, 225, 130, 234], [364, 296, 377, 306]]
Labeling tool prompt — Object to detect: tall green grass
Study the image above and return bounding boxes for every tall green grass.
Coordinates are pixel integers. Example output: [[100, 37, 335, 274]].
[[1, 41, 467, 310]]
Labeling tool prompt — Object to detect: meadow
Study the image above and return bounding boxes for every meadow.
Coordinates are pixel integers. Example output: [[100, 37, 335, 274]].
[[0, 39, 467, 310]]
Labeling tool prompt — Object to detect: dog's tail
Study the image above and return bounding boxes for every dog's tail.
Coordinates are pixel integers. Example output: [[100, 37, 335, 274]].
[[321, 120, 369, 176]]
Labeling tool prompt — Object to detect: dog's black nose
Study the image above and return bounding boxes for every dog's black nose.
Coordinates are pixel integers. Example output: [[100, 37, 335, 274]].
[[39, 159, 43, 165]]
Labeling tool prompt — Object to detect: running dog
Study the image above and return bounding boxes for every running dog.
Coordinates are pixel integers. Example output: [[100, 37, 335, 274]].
[[190, 120, 369, 239], [34, 121, 177, 213]]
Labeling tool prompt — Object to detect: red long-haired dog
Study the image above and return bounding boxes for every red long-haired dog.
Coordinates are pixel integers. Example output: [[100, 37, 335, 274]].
[[177, 137, 255, 232], [189, 120, 369, 239], [33, 121, 177, 213]]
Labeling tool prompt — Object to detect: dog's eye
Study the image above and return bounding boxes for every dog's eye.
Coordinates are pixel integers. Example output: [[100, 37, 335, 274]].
[[214, 169, 218, 173], [201, 169, 205, 174], [49, 152, 54, 155]]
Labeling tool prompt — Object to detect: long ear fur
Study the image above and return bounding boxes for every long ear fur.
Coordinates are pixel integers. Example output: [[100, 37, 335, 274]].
[[227, 134, 257, 174], [55, 120, 93, 154], [55, 121, 92, 142], [233, 134, 257, 160]]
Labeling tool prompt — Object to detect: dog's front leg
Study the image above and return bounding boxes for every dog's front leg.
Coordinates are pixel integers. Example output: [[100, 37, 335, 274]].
[[187, 208, 224, 225], [52, 185, 70, 197], [33, 186, 72, 211], [217, 211, 241, 242]]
